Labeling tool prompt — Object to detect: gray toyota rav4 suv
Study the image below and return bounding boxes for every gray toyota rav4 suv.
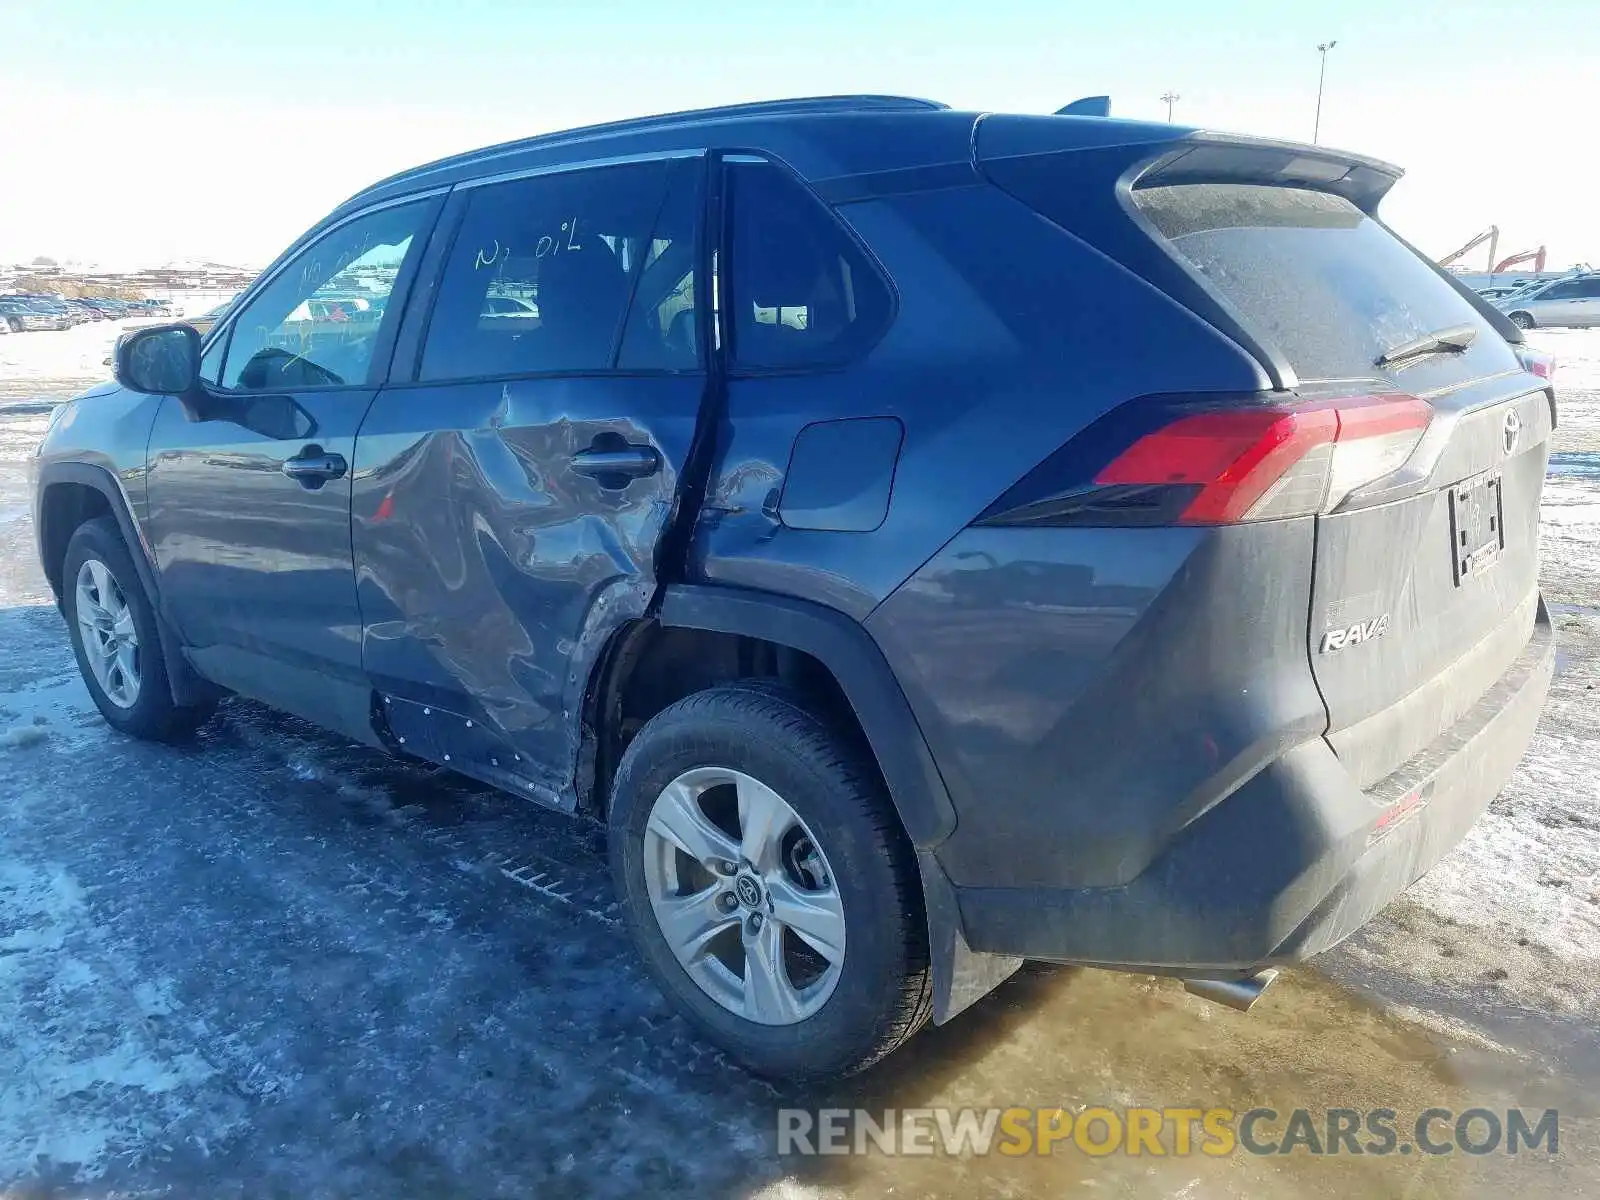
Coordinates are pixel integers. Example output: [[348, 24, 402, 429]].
[[32, 96, 1554, 1079]]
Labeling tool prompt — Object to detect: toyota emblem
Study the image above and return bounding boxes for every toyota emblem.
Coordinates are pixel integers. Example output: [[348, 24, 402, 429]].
[[1503, 410, 1522, 455]]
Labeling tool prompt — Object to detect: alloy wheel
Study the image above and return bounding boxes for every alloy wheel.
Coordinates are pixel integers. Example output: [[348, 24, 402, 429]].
[[642, 766, 846, 1025], [75, 558, 141, 708]]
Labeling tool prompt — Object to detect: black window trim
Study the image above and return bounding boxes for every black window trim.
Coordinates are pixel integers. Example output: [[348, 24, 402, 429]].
[[205, 188, 447, 396], [716, 148, 900, 380], [398, 149, 711, 387]]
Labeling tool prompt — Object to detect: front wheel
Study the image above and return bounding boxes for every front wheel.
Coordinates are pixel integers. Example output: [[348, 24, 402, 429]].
[[62, 517, 213, 741], [609, 684, 932, 1079], [1509, 311, 1536, 330]]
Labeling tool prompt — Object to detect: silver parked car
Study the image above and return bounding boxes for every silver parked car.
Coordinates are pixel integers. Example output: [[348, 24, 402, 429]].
[[1496, 273, 1600, 329]]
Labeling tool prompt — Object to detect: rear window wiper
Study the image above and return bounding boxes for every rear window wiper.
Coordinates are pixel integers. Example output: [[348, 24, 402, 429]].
[[1375, 323, 1477, 368]]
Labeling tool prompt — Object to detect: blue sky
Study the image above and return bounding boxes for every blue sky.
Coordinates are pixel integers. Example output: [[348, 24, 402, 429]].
[[2, 0, 1596, 267]]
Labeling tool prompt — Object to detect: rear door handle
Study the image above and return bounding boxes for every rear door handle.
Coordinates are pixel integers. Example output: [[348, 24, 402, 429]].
[[282, 445, 348, 487], [571, 445, 661, 483]]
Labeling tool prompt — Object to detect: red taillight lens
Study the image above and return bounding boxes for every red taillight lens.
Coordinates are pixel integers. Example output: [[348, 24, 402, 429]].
[[1094, 395, 1431, 524], [1517, 348, 1556, 382]]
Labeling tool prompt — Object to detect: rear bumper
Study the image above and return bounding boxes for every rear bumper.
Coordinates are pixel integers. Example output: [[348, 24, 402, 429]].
[[952, 601, 1555, 972]]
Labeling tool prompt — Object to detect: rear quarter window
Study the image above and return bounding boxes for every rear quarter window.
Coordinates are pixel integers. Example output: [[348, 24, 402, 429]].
[[726, 160, 894, 371], [1132, 183, 1511, 383]]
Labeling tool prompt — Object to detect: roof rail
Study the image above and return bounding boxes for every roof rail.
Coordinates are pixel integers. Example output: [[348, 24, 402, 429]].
[[358, 95, 948, 199]]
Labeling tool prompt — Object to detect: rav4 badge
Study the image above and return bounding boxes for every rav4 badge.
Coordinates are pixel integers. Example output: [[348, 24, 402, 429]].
[[1319, 614, 1392, 653]]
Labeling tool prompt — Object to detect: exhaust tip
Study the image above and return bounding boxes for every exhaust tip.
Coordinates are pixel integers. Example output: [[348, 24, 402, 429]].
[[1183, 968, 1280, 1013]]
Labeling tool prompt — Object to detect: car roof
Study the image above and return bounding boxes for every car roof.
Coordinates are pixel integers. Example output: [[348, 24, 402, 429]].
[[334, 95, 972, 217], [329, 93, 1197, 223]]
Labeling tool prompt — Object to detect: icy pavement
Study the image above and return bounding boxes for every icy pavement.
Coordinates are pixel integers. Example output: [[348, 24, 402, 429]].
[[0, 327, 1598, 1197], [1391, 330, 1600, 959]]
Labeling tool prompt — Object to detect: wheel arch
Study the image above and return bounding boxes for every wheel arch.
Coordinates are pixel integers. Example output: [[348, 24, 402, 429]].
[[601, 584, 1018, 1024], [37, 463, 156, 607], [655, 584, 957, 849], [35, 461, 211, 707]]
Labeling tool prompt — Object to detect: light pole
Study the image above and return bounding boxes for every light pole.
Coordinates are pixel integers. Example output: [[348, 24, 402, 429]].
[[1313, 40, 1337, 144], [1160, 91, 1180, 122]]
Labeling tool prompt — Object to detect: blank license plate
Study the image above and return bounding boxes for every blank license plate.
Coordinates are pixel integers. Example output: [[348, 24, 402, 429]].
[[1449, 472, 1505, 585]]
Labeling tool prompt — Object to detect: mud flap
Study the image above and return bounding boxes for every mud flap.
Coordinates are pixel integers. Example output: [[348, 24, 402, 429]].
[[919, 849, 1023, 1023]]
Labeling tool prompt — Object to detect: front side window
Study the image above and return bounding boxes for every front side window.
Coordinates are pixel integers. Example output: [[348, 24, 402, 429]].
[[726, 159, 894, 371], [199, 333, 227, 384], [220, 202, 426, 392], [420, 160, 687, 382]]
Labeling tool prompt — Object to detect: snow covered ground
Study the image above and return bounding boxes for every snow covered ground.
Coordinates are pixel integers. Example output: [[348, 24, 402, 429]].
[[1400, 329, 1600, 962], [1, 324, 1599, 1196], [0, 302, 225, 398], [0, 319, 133, 393]]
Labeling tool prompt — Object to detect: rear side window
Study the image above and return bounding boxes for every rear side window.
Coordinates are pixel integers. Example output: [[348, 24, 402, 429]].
[[726, 160, 893, 370], [1132, 184, 1496, 381], [420, 160, 686, 381], [617, 160, 701, 371]]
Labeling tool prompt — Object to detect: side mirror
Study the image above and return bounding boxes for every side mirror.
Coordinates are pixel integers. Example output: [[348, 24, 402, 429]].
[[114, 324, 202, 396]]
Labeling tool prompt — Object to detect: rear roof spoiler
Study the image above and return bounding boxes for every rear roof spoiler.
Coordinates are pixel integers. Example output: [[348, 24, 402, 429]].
[[1129, 133, 1527, 345], [1134, 132, 1403, 210]]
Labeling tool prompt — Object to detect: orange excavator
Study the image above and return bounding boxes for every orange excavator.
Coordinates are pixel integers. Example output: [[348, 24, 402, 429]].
[[1438, 227, 1547, 276], [1491, 247, 1547, 274]]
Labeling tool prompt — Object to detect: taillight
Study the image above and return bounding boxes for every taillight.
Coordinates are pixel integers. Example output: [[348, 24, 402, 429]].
[[1516, 347, 1556, 383], [1094, 394, 1431, 524]]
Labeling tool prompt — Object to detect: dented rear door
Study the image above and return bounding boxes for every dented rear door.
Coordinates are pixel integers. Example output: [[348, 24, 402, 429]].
[[351, 155, 708, 802]]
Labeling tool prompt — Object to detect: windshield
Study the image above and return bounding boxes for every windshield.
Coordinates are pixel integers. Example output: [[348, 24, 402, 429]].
[[1501, 281, 1549, 301]]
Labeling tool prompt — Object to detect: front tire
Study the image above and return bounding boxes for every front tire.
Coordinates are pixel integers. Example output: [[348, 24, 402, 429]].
[[62, 517, 211, 741], [1509, 311, 1536, 330], [609, 684, 932, 1079]]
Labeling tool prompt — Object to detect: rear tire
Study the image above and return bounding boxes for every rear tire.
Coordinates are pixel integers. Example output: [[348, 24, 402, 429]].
[[609, 683, 932, 1079], [1509, 311, 1536, 330], [5, 317, 22, 333], [62, 517, 212, 741]]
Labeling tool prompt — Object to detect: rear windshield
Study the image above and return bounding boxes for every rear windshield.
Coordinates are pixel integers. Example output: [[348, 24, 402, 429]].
[[1132, 184, 1500, 381]]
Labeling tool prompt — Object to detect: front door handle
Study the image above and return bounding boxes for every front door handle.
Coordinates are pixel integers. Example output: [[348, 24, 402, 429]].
[[571, 444, 661, 484], [282, 445, 348, 488]]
